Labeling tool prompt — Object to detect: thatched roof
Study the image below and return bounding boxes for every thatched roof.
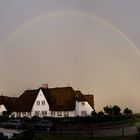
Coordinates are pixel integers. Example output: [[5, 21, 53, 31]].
[[84, 95, 94, 109], [14, 87, 76, 112], [2, 87, 94, 112], [75, 91, 94, 109], [14, 89, 39, 112], [46, 87, 76, 111], [0, 96, 17, 112], [75, 90, 86, 101]]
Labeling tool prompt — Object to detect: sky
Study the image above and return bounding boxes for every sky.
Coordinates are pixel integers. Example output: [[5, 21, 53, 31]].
[[0, 0, 140, 112]]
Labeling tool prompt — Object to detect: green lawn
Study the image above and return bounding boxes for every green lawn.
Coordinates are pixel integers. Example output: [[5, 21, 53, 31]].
[[35, 135, 138, 140], [98, 119, 140, 127]]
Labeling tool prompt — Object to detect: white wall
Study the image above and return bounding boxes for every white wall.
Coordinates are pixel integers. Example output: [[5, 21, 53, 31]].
[[12, 89, 75, 118], [31, 89, 50, 117], [0, 104, 7, 115], [75, 101, 93, 116], [12, 112, 31, 118], [12, 89, 93, 118], [50, 111, 75, 117]]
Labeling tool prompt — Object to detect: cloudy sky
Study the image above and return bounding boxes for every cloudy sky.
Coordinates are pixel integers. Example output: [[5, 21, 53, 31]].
[[0, 0, 140, 112]]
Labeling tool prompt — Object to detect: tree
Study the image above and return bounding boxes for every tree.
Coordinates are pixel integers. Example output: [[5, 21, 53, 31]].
[[112, 105, 121, 115], [98, 111, 104, 116], [123, 108, 132, 115], [2, 111, 11, 116], [91, 110, 97, 116], [103, 105, 121, 115], [103, 105, 112, 115]]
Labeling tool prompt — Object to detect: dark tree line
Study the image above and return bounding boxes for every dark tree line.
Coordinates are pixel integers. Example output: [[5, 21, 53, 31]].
[[91, 105, 132, 116], [90, 105, 133, 123]]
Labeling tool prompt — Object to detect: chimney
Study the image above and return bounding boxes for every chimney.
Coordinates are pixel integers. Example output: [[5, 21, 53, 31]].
[[41, 83, 48, 89]]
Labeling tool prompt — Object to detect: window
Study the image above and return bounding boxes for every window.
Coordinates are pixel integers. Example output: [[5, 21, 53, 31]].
[[36, 101, 40, 106], [81, 111, 87, 116], [81, 102, 85, 106], [64, 112, 69, 117], [57, 112, 62, 117], [27, 112, 31, 117], [17, 112, 21, 117], [22, 112, 26, 116], [11, 113, 15, 118], [35, 111, 40, 116], [51, 111, 55, 117], [42, 100, 45, 105], [42, 111, 47, 116]]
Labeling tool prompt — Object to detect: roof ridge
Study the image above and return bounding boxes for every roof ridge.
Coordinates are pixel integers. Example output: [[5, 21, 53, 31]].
[[48, 86, 73, 90]]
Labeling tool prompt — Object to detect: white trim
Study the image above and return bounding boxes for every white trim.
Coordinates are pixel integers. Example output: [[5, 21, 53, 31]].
[[31, 89, 50, 117]]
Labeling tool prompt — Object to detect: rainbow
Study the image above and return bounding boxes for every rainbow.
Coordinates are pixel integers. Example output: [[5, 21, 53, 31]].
[[0, 10, 139, 55]]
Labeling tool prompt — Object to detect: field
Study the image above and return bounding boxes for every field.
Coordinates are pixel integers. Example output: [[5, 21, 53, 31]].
[[34, 135, 138, 140]]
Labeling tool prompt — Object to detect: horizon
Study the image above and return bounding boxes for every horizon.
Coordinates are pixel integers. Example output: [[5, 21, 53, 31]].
[[0, 0, 140, 113]]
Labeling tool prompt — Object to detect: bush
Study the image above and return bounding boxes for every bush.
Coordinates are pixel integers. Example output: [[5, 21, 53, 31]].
[[22, 116, 31, 123], [31, 116, 41, 122], [0, 115, 9, 122]]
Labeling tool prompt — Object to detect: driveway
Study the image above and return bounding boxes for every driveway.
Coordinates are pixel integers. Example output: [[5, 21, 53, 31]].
[[0, 128, 24, 138], [92, 125, 138, 137]]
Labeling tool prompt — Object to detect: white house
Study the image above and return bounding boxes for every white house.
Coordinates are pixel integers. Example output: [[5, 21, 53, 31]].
[[0, 104, 7, 115], [75, 91, 94, 116], [31, 89, 50, 117], [0, 84, 94, 118], [0, 96, 17, 116]]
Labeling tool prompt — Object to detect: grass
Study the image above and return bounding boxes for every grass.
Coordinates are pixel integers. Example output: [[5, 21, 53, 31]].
[[97, 119, 140, 127], [35, 135, 137, 140]]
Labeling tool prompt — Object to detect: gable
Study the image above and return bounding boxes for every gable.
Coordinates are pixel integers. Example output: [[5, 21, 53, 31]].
[[75, 91, 94, 109], [33, 89, 48, 107], [32, 89, 50, 111], [14, 89, 39, 112], [0, 96, 17, 112], [5, 86, 94, 113], [84, 95, 94, 109], [0, 104, 7, 113], [36, 89, 46, 100]]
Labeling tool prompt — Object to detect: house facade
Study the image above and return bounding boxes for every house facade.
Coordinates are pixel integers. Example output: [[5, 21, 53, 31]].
[[0, 96, 17, 116], [0, 84, 94, 118], [0, 104, 7, 115]]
